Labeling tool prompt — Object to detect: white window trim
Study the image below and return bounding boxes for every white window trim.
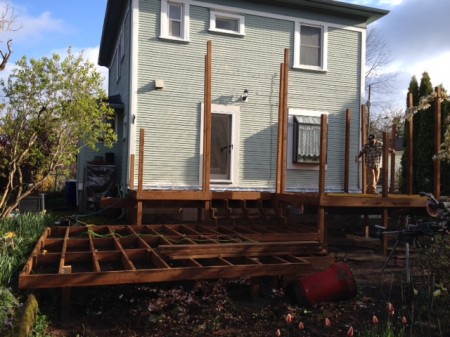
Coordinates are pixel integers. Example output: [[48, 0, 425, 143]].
[[209, 11, 245, 36], [287, 108, 328, 170], [160, 0, 190, 42], [293, 21, 328, 72], [199, 104, 240, 186]]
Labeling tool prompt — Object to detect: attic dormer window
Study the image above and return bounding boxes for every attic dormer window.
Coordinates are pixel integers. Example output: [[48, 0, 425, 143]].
[[209, 11, 245, 36], [160, 0, 190, 42], [294, 22, 327, 71]]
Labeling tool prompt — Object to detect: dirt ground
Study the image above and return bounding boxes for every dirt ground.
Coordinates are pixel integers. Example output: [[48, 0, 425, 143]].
[[33, 231, 441, 337]]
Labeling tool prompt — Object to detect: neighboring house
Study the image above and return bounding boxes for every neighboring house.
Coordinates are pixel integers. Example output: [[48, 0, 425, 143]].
[[77, 0, 387, 208]]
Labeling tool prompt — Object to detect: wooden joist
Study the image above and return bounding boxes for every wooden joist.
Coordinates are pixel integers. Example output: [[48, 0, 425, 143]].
[[19, 224, 326, 290]]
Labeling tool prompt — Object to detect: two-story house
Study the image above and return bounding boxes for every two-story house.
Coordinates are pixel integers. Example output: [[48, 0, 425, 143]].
[[76, 0, 387, 211]]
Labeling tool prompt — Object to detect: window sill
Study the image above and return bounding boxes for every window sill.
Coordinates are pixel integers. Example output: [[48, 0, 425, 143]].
[[293, 64, 327, 73], [159, 36, 190, 43], [208, 29, 245, 37]]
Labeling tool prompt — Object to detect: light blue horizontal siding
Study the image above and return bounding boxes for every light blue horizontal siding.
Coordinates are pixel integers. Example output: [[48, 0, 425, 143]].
[[135, 0, 364, 191]]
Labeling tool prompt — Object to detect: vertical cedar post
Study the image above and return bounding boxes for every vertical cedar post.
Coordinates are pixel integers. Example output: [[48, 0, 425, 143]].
[[390, 124, 396, 193], [276, 63, 285, 194], [407, 92, 414, 194], [360, 105, 368, 193], [318, 115, 328, 245], [129, 154, 136, 224], [318, 115, 328, 197], [344, 109, 351, 193], [281, 48, 289, 194], [129, 154, 135, 191], [434, 86, 441, 198], [382, 132, 389, 198], [361, 105, 369, 237], [61, 288, 71, 326], [382, 208, 389, 255], [202, 41, 212, 224], [276, 48, 289, 194], [136, 128, 145, 226]]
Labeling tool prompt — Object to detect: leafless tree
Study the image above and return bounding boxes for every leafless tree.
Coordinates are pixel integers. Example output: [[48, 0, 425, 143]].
[[365, 27, 400, 132], [0, 3, 21, 71]]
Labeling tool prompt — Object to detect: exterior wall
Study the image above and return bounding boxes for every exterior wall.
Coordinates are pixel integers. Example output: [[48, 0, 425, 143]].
[[77, 4, 131, 206], [107, 6, 132, 194], [132, 0, 365, 192]]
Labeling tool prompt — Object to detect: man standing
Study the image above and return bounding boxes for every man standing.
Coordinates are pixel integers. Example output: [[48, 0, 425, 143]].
[[355, 134, 395, 194]]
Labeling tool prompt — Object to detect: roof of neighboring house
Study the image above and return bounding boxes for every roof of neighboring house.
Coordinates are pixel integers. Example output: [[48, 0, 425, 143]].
[[98, 0, 388, 67]]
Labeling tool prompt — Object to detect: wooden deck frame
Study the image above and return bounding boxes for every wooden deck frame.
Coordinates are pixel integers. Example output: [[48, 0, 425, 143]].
[[19, 224, 328, 289], [21, 43, 446, 298]]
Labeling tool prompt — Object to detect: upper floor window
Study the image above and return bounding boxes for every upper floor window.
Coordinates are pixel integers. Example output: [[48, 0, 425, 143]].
[[160, 0, 190, 41], [209, 11, 245, 36], [294, 22, 327, 71]]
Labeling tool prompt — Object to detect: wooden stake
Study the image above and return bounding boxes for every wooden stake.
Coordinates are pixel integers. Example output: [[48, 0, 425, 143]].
[[390, 125, 396, 193], [407, 92, 414, 195], [434, 86, 441, 198], [382, 132, 389, 197], [203, 41, 212, 224], [361, 105, 367, 194], [344, 109, 351, 193]]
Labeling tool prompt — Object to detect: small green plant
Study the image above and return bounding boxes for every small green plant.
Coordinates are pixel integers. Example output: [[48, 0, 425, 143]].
[[0, 286, 20, 334], [29, 312, 52, 337]]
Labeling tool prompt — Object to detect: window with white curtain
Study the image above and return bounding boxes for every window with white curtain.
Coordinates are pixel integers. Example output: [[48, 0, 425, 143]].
[[292, 115, 321, 163]]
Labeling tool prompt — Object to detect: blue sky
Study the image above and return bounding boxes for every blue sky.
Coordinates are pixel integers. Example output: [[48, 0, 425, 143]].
[[0, 0, 108, 86], [0, 0, 449, 113]]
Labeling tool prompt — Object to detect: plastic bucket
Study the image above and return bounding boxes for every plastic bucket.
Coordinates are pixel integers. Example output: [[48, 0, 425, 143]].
[[293, 262, 357, 306]]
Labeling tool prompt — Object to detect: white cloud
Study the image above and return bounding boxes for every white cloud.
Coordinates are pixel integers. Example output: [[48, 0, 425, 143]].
[[0, 2, 69, 44]]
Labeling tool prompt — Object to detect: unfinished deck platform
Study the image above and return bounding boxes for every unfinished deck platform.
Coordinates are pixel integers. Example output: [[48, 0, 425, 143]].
[[19, 223, 333, 289]]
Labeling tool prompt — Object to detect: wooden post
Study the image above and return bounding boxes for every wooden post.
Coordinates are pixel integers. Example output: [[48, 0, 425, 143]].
[[203, 41, 212, 224], [361, 105, 368, 194], [407, 92, 414, 195], [276, 63, 285, 194], [276, 48, 289, 194], [129, 154, 136, 224], [390, 124, 396, 193], [129, 154, 135, 191], [344, 109, 351, 193], [318, 207, 326, 246], [318, 114, 328, 245], [382, 132, 389, 198], [382, 208, 389, 255], [434, 86, 441, 198], [281, 48, 289, 194], [319, 115, 328, 197], [136, 129, 145, 226], [61, 288, 71, 326]]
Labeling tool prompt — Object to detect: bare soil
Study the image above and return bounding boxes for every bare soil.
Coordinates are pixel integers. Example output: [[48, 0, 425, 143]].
[[34, 233, 436, 337]]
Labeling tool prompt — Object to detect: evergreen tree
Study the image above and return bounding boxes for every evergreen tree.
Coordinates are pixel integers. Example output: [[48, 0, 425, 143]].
[[440, 93, 450, 195], [400, 74, 450, 194], [414, 72, 434, 193], [400, 76, 419, 193]]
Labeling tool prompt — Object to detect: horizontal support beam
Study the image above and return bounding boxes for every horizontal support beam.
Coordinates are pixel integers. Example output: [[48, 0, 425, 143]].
[[158, 241, 326, 259], [19, 262, 313, 289]]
